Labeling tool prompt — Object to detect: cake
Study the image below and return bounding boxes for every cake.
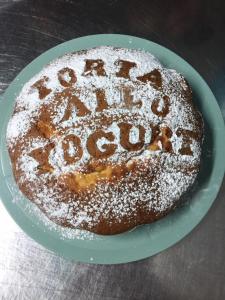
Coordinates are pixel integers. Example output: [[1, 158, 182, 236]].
[[6, 46, 203, 235]]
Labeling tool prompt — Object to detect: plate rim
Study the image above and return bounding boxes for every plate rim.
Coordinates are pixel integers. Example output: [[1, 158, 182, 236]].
[[0, 34, 225, 264]]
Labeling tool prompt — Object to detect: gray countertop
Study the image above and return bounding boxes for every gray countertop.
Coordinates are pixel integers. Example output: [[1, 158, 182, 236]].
[[0, 1, 225, 299]]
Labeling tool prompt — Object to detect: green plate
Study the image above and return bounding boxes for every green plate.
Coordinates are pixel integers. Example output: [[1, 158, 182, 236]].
[[0, 34, 225, 264]]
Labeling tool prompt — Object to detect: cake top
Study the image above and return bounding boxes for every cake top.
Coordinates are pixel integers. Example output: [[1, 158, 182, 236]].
[[7, 47, 203, 233]]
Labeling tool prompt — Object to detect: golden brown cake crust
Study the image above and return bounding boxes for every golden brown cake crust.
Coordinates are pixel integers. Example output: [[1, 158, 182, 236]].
[[7, 47, 203, 235]]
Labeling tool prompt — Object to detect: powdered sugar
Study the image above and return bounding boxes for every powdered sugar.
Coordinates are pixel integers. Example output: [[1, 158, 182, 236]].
[[7, 111, 32, 140], [129, 126, 143, 144], [6, 46, 203, 235], [19, 155, 39, 181]]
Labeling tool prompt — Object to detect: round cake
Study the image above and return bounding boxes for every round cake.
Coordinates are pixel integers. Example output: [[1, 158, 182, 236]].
[[6, 46, 203, 235]]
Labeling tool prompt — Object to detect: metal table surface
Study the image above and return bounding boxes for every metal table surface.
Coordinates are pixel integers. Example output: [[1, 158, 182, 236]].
[[0, 1, 225, 299]]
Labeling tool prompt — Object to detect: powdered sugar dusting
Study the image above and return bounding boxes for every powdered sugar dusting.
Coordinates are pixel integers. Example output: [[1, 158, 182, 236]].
[[6, 46, 203, 235], [7, 111, 33, 139]]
